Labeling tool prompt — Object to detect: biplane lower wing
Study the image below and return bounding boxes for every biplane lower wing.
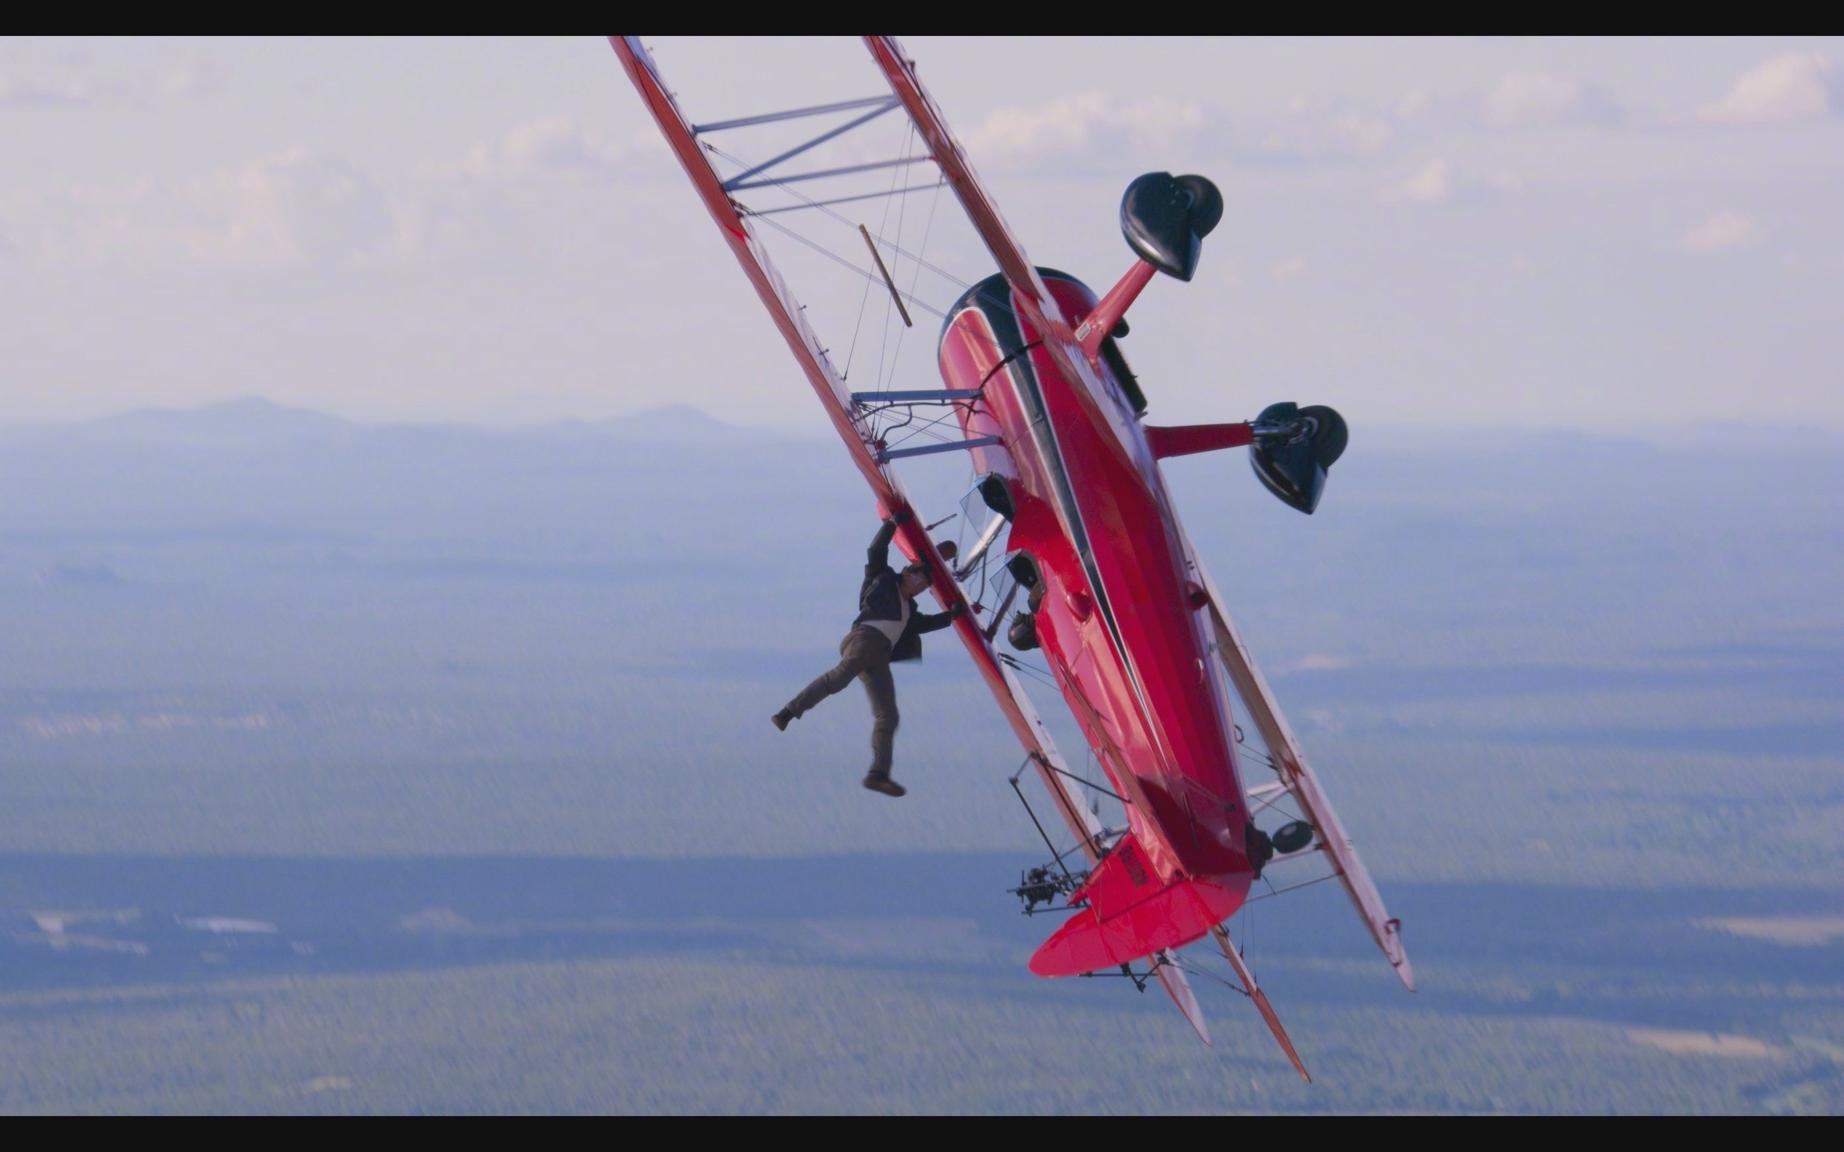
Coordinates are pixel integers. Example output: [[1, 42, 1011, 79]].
[[611, 35, 1212, 1047], [1181, 523, 1416, 992]]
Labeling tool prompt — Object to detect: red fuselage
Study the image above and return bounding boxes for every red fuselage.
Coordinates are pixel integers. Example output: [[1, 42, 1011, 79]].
[[939, 271, 1255, 925]]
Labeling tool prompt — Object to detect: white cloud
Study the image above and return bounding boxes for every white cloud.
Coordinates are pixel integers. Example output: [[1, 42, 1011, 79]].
[[1378, 158, 1451, 205], [157, 56, 229, 100], [964, 90, 1204, 169], [0, 71, 92, 107], [1680, 209, 1758, 252], [1269, 256, 1309, 283], [1701, 52, 1838, 125], [0, 51, 228, 108], [1376, 158, 1527, 207], [968, 88, 1404, 173], [1108, 96, 1209, 151], [182, 150, 318, 264], [1483, 169, 1527, 195], [211, 148, 398, 263], [1479, 72, 1620, 128], [625, 126, 669, 156], [449, 117, 625, 179], [1395, 88, 1434, 121], [16, 149, 401, 267], [1248, 96, 1394, 162], [968, 89, 1105, 159]]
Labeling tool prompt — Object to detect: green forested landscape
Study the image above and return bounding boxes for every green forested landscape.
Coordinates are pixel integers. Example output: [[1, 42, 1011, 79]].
[[1, 403, 1840, 1112]]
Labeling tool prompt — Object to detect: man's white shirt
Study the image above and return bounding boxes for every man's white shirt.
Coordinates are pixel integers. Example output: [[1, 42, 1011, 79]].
[[863, 596, 911, 648]]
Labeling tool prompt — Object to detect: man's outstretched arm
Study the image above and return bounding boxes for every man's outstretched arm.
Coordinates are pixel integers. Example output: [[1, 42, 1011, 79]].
[[913, 601, 966, 634], [867, 511, 909, 573]]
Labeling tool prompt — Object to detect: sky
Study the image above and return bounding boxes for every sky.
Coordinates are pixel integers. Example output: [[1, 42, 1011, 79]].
[[1, 36, 1840, 434]]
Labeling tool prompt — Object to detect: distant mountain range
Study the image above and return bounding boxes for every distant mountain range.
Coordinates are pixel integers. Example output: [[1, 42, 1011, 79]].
[[6, 395, 1832, 454], [1, 397, 779, 447]]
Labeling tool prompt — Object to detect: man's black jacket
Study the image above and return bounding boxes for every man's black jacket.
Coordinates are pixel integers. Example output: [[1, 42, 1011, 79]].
[[852, 518, 956, 662]]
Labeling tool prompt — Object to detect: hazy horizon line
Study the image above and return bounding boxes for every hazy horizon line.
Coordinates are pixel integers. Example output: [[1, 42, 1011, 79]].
[[1, 392, 1835, 450]]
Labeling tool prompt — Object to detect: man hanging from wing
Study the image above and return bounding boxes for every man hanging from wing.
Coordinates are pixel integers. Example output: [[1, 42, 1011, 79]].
[[773, 510, 964, 797]]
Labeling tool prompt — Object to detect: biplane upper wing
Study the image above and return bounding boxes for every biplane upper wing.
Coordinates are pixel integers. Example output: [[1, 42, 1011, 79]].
[[610, 35, 1210, 1044], [1180, 521, 1416, 992]]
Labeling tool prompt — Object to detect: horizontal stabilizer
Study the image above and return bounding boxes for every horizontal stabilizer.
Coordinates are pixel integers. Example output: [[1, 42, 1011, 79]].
[[1029, 833, 1247, 977]]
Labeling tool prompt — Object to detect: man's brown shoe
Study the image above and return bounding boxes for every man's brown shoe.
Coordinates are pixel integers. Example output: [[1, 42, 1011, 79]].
[[772, 710, 793, 732], [862, 773, 906, 798]]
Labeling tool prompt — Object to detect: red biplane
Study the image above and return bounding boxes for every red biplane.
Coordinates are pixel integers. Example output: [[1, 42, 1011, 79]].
[[611, 36, 1413, 1080]]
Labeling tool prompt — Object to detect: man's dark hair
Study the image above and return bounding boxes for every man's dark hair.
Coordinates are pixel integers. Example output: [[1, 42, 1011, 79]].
[[901, 561, 933, 586]]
